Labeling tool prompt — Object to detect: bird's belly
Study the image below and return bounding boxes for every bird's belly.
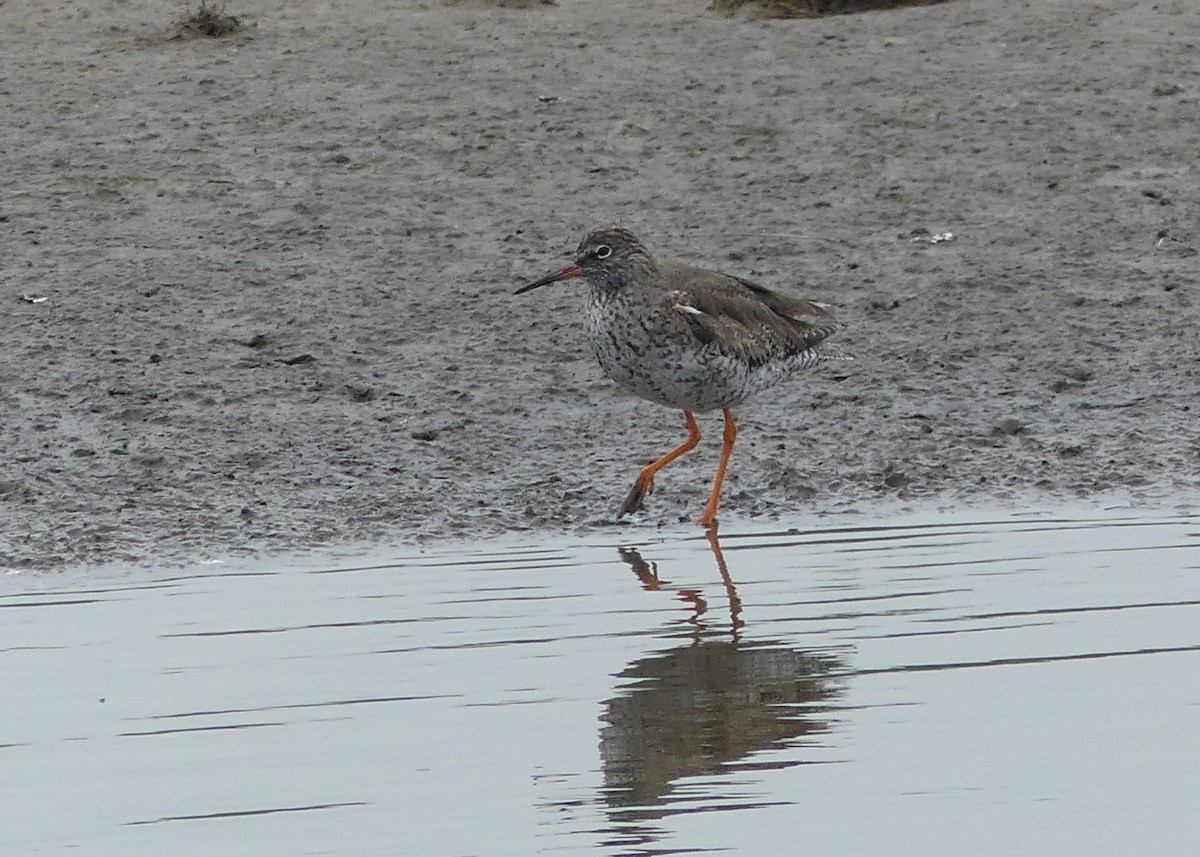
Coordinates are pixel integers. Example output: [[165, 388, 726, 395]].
[[599, 346, 720, 411], [586, 296, 803, 412], [591, 337, 789, 413]]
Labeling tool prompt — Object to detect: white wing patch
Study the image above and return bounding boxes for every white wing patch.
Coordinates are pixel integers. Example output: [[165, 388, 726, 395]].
[[785, 300, 831, 322], [674, 303, 704, 317]]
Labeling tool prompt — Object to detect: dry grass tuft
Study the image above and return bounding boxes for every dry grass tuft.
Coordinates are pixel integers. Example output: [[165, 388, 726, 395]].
[[710, 0, 954, 18], [169, 1, 243, 39], [442, 0, 557, 8]]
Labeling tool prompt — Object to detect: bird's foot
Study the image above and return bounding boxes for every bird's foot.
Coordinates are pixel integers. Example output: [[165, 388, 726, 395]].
[[617, 475, 654, 518]]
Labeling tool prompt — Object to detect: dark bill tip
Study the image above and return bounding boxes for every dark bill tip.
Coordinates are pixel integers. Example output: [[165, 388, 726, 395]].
[[514, 262, 583, 295]]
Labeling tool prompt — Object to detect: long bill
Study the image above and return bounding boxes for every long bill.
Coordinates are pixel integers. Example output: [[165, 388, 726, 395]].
[[514, 262, 583, 295]]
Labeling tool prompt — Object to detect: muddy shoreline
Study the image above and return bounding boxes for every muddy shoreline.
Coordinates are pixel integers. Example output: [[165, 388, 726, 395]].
[[3, 0, 1197, 570]]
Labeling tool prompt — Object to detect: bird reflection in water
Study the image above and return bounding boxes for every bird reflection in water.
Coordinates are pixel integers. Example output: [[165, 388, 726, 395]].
[[600, 526, 846, 849]]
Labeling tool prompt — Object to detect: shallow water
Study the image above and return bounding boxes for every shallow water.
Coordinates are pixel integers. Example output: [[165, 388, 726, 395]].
[[3, 508, 1199, 856]]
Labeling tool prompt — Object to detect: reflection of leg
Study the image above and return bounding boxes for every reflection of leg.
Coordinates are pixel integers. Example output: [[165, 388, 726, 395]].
[[618, 410, 702, 517], [677, 588, 708, 629], [706, 524, 744, 633], [697, 408, 737, 528], [618, 547, 666, 591]]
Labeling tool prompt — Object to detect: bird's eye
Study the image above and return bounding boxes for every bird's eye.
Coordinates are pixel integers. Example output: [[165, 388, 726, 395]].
[[594, 244, 612, 259]]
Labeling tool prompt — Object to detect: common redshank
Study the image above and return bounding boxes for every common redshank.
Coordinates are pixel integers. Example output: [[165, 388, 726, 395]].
[[516, 227, 847, 527]]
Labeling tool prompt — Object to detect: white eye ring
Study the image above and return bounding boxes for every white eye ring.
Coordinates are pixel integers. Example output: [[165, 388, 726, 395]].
[[594, 244, 612, 259]]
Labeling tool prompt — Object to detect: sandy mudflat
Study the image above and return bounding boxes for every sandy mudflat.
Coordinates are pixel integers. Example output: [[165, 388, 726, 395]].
[[2, 0, 1197, 569]]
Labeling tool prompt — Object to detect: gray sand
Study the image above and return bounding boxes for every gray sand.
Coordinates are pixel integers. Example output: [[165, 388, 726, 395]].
[[3, 0, 1197, 569]]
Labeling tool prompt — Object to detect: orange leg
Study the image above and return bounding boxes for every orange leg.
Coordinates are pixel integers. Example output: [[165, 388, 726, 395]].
[[697, 408, 737, 528], [617, 410, 702, 518]]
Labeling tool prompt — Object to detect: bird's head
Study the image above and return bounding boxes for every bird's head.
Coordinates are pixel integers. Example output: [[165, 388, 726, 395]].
[[516, 227, 655, 295]]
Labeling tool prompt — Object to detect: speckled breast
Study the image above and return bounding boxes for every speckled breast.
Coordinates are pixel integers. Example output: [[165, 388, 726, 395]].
[[585, 290, 802, 413]]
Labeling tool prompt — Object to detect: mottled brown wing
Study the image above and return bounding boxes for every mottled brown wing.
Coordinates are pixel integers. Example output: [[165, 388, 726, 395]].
[[661, 262, 839, 366]]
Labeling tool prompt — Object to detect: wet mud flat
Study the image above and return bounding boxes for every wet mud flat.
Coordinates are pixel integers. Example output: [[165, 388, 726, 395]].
[[2, 0, 1198, 570]]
